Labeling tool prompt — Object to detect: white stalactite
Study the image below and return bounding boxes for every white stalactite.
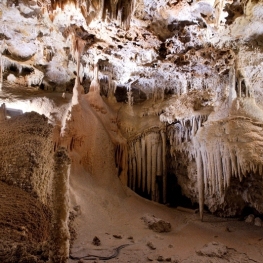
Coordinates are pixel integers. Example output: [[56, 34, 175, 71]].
[[135, 139, 142, 189], [146, 133, 152, 195], [132, 143, 137, 191], [141, 136, 146, 192], [151, 134, 158, 201], [128, 148, 133, 188], [157, 140, 162, 176], [161, 130, 167, 204], [197, 150, 204, 221]]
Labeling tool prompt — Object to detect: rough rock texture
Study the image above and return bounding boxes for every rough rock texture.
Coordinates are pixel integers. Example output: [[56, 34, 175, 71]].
[[141, 214, 171, 233], [0, 112, 71, 262], [0, 112, 54, 204], [0, 181, 51, 263], [0, 0, 263, 251]]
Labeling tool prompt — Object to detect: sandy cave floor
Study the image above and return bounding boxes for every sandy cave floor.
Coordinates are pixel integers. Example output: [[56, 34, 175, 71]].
[[68, 167, 263, 263]]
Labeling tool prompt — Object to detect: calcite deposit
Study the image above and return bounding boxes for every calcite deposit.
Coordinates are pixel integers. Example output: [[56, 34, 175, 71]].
[[1, 0, 263, 262]]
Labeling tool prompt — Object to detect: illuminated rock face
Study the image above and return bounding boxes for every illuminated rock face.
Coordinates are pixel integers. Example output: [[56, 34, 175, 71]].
[[1, 0, 263, 221]]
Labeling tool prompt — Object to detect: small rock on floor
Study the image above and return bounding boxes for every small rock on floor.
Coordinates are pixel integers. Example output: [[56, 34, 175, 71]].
[[245, 214, 255, 224], [147, 241, 156, 250], [141, 214, 171, 233], [157, 255, 164, 261], [92, 236, 101, 246], [147, 255, 154, 261], [254, 217, 262, 227], [113, 234, 122, 239]]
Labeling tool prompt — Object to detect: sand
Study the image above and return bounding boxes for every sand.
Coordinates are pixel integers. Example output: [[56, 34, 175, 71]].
[[68, 163, 263, 263]]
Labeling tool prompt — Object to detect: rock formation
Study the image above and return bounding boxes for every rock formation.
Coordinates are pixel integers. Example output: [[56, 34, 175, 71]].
[[1, 0, 263, 262]]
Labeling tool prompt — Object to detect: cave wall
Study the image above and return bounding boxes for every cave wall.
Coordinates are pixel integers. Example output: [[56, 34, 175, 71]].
[[0, 112, 71, 262], [0, 111, 54, 204]]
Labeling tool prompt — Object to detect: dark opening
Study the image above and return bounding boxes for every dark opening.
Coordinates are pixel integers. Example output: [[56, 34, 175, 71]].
[[167, 173, 198, 209]]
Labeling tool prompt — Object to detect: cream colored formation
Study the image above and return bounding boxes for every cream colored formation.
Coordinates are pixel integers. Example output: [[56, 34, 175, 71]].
[[127, 128, 167, 203], [0, 1, 263, 261]]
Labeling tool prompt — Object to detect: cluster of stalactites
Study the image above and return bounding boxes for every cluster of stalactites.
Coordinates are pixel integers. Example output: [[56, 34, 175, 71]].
[[195, 139, 263, 220], [167, 115, 208, 151], [39, 0, 135, 28], [101, 0, 135, 29], [127, 128, 167, 203]]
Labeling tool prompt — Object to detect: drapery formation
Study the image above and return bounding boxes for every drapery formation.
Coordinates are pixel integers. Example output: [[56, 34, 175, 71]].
[[127, 127, 167, 203], [168, 114, 263, 220]]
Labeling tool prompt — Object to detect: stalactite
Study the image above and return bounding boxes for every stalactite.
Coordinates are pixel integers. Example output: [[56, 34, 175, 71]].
[[135, 139, 142, 189], [39, 0, 134, 29], [161, 130, 167, 204], [197, 151, 204, 221], [141, 135, 146, 192], [128, 147, 133, 188], [132, 148, 136, 191], [151, 134, 158, 201], [157, 140, 162, 176], [146, 133, 152, 195], [127, 128, 166, 203], [89, 63, 100, 93], [115, 143, 127, 184]]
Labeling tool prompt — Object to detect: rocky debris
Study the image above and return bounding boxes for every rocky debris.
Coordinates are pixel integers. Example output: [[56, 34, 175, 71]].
[[92, 236, 101, 246], [245, 214, 255, 224], [73, 205, 81, 216], [156, 255, 172, 262], [196, 242, 228, 258], [113, 234, 122, 239], [225, 227, 231, 232], [147, 255, 154, 261], [147, 241, 156, 250], [181, 241, 260, 263], [157, 255, 164, 261], [141, 214, 171, 233], [254, 217, 262, 227]]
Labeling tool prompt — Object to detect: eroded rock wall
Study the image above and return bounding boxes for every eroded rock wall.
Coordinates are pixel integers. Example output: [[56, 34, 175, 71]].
[[0, 112, 54, 204]]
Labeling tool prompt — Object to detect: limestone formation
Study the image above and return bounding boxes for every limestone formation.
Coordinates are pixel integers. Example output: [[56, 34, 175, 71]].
[[0, 0, 263, 262]]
